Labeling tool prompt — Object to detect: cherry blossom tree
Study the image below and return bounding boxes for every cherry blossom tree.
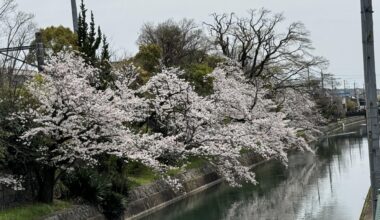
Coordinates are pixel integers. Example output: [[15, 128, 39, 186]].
[[139, 61, 311, 186], [205, 62, 310, 184], [13, 52, 323, 203], [276, 89, 326, 142], [0, 174, 23, 190], [15, 53, 151, 202], [12, 53, 196, 202]]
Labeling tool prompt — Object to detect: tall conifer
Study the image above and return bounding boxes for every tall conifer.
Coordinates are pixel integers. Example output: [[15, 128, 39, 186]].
[[76, 0, 113, 90]]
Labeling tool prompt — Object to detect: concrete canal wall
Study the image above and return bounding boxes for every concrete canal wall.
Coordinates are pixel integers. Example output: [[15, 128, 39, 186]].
[[44, 205, 105, 220], [44, 153, 265, 220], [123, 155, 268, 220], [124, 163, 221, 219], [325, 116, 366, 134], [43, 116, 366, 220], [123, 116, 367, 220]]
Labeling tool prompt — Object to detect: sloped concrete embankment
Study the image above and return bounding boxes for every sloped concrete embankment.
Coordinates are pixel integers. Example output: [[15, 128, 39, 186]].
[[42, 153, 264, 220], [124, 151, 265, 220], [45, 116, 366, 220], [124, 116, 367, 220], [325, 116, 365, 134]]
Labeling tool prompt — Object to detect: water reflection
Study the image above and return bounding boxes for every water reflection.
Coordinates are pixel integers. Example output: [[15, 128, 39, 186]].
[[142, 125, 370, 220]]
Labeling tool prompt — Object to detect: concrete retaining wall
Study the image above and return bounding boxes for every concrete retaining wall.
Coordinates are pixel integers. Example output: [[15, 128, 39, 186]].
[[44, 205, 105, 220], [124, 152, 268, 219], [326, 116, 365, 133], [43, 117, 366, 220], [124, 163, 220, 219], [42, 164, 222, 220], [124, 117, 367, 219]]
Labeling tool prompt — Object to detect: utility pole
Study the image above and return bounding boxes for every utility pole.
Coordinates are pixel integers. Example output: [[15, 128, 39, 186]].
[[35, 32, 44, 72], [344, 80, 346, 94], [307, 67, 311, 90], [343, 80, 347, 115], [321, 71, 324, 91], [71, 0, 78, 33], [360, 0, 380, 218], [355, 82, 360, 110]]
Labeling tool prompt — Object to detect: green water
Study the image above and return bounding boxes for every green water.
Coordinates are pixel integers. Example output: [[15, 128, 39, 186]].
[[142, 124, 370, 220]]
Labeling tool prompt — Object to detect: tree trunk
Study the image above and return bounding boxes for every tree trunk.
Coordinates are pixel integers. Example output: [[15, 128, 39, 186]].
[[37, 166, 56, 203]]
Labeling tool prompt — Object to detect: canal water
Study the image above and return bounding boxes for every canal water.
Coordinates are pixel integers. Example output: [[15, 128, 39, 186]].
[[142, 124, 370, 220]]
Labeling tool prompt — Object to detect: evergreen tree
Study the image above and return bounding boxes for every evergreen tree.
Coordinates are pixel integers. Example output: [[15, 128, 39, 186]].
[[100, 35, 110, 65], [99, 35, 114, 90], [77, 0, 102, 65], [88, 12, 102, 63], [76, 0, 113, 90], [77, 0, 88, 54]]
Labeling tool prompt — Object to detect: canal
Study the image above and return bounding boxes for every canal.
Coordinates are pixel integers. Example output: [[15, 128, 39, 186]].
[[142, 124, 370, 220]]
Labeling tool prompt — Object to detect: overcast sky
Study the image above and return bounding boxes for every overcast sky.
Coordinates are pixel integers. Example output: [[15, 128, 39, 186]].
[[15, 0, 380, 88]]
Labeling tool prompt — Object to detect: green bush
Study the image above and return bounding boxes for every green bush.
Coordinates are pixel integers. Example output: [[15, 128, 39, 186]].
[[100, 192, 125, 220], [183, 63, 214, 96], [111, 176, 129, 197], [63, 169, 108, 203], [62, 169, 125, 220], [134, 44, 162, 73]]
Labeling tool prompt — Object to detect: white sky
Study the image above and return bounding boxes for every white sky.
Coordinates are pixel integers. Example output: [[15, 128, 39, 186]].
[[15, 0, 380, 88]]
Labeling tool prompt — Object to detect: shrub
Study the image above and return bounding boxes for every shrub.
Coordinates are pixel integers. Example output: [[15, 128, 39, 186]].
[[100, 192, 125, 220], [62, 169, 126, 220]]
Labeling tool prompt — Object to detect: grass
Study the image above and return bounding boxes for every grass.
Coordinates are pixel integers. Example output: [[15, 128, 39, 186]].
[[167, 168, 182, 176], [128, 175, 157, 188], [240, 147, 254, 155], [0, 200, 72, 220], [126, 157, 209, 188], [185, 157, 208, 169], [296, 130, 307, 139], [126, 161, 159, 188]]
